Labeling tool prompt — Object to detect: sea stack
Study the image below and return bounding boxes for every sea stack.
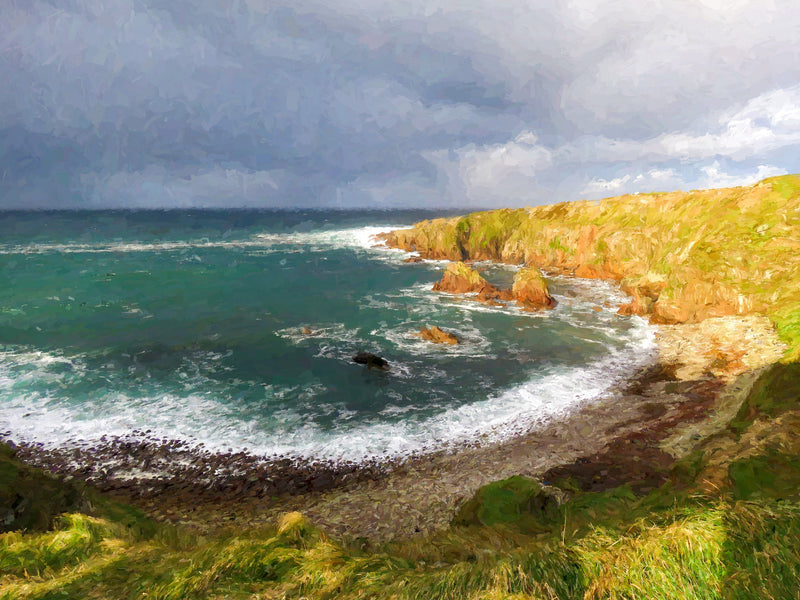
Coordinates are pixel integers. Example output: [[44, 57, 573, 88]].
[[432, 262, 487, 294], [512, 267, 556, 311]]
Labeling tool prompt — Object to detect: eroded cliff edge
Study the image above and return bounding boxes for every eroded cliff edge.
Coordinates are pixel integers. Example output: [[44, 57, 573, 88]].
[[381, 174, 800, 358]]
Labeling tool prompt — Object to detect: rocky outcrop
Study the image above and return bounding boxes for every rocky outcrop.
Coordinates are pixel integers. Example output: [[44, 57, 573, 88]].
[[353, 352, 390, 371], [431, 261, 517, 307], [381, 175, 800, 334], [433, 262, 487, 294], [416, 326, 460, 345], [476, 286, 514, 305], [512, 267, 555, 311]]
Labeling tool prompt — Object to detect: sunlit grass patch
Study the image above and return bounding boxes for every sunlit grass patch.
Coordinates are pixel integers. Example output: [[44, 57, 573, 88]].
[[0, 513, 117, 578], [576, 507, 726, 600]]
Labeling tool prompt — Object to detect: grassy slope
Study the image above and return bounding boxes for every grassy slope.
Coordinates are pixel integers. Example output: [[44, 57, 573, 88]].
[[3, 176, 800, 599]]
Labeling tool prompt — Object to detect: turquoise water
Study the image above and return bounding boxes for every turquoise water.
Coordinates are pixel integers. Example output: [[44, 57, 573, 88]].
[[0, 211, 656, 462]]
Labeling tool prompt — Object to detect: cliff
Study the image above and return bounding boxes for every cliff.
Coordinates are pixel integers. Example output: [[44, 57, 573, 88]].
[[384, 174, 800, 357]]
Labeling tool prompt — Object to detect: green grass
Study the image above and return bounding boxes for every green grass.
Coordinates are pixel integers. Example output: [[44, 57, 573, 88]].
[[729, 361, 800, 435], [5, 482, 800, 600]]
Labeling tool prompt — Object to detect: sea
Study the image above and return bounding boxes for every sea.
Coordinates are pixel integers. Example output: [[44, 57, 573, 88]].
[[0, 210, 657, 463]]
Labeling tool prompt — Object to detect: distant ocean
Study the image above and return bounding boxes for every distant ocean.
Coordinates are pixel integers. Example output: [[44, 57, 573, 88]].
[[0, 210, 656, 462]]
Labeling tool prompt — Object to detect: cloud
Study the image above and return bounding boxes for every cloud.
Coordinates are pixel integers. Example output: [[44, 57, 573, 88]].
[[699, 162, 788, 189], [559, 85, 800, 166], [447, 131, 554, 203], [1, 0, 799, 208], [581, 168, 678, 196]]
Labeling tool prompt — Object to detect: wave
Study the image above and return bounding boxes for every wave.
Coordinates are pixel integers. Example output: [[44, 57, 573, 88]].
[[0, 225, 403, 256], [0, 313, 656, 462]]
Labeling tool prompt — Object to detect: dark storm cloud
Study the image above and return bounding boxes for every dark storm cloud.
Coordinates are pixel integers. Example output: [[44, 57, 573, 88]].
[[1, 0, 798, 208]]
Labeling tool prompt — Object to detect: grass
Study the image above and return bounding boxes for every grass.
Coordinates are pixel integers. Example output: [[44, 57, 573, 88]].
[[4, 479, 800, 599]]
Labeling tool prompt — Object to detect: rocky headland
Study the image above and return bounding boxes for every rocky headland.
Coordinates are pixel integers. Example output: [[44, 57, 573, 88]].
[[380, 175, 800, 343]]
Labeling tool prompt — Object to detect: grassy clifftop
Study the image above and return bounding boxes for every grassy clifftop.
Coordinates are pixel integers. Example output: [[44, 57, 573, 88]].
[[2, 446, 800, 599], [385, 175, 800, 357]]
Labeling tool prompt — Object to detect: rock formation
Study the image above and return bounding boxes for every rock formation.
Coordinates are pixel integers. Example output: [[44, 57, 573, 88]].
[[512, 267, 556, 311], [432, 262, 487, 294], [416, 326, 459, 345], [352, 352, 390, 371]]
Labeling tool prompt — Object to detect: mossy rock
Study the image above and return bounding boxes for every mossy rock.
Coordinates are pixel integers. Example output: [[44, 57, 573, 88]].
[[728, 451, 800, 501], [432, 261, 487, 293], [0, 443, 90, 532], [730, 361, 800, 434], [453, 476, 563, 530]]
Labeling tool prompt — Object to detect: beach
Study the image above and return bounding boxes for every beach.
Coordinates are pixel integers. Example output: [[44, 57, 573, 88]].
[[8, 311, 785, 543]]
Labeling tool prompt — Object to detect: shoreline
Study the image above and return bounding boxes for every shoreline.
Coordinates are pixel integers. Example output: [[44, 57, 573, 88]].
[[4, 310, 785, 542]]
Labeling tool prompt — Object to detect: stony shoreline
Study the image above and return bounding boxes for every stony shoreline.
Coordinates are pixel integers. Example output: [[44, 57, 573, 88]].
[[4, 307, 785, 542]]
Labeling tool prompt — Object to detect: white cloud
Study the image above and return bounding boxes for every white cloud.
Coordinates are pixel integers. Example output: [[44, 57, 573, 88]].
[[559, 85, 800, 165], [428, 131, 553, 203], [581, 175, 631, 195], [699, 162, 788, 189]]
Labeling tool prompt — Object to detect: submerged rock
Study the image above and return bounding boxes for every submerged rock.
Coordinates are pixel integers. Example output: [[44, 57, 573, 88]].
[[353, 352, 390, 371], [416, 326, 459, 345], [512, 267, 556, 311], [403, 256, 424, 263]]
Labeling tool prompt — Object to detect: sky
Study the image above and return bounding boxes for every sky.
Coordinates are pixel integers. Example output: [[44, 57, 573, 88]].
[[1, 0, 799, 210]]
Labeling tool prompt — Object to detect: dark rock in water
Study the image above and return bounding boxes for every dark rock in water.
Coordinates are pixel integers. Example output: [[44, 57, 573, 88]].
[[353, 352, 390, 371], [403, 256, 424, 263]]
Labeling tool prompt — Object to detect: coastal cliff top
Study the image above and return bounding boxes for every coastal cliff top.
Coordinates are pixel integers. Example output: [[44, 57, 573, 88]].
[[386, 174, 800, 359]]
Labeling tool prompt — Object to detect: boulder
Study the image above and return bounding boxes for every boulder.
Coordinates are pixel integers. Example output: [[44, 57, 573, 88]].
[[512, 267, 556, 311], [416, 326, 459, 345], [432, 262, 487, 294], [616, 288, 654, 316], [352, 352, 390, 371], [476, 284, 514, 304]]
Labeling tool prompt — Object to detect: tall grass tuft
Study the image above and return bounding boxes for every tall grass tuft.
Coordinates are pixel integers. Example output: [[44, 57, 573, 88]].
[[576, 507, 726, 600]]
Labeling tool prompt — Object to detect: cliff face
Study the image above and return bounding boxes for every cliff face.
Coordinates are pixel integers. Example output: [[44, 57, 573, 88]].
[[385, 175, 800, 353]]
